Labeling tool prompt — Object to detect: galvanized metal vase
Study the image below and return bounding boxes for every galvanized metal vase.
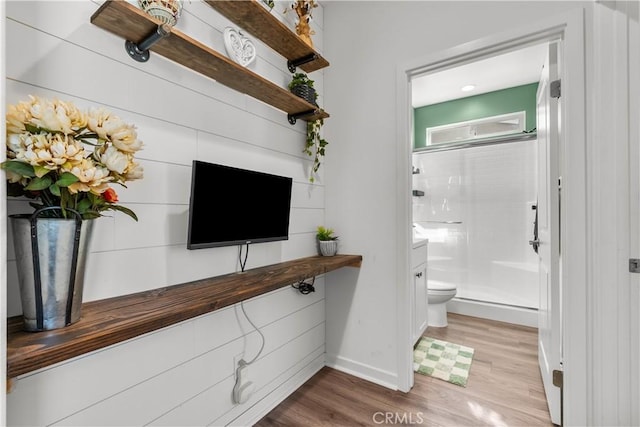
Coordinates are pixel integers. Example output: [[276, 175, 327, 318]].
[[10, 207, 94, 331]]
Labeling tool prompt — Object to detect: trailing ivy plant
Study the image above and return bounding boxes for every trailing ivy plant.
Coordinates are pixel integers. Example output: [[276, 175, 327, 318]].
[[289, 73, 327, 182], [304, 118, 328, 183]]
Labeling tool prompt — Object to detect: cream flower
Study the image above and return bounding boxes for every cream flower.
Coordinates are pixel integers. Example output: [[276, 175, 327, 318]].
[[59, 99, 88, 131], [100, 145, 129, 174], [6, 96, 88, 135], [111, 126, 143, 153], [87, 108, 142, 153], [65, 159, 112, 194], [4, 96, 143, 221], [124, 161, 144, 181], [6, 103, 30, 134], [15, 133, 85, 170], [28, 97, 71, 134], [5, 169, 27, 184], [85, 108, 110, 140], [6, 133, 27, 157]]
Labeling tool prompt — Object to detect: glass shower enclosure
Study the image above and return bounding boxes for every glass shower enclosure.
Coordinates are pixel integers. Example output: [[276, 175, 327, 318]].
[[412, 136, 539, 309]]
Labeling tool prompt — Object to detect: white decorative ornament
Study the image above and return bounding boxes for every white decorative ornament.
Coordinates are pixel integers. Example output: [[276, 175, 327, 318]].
[[223, 28, 256, 68]]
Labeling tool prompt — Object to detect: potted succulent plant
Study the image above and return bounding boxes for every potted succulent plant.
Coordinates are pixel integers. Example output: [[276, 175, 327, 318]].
[[316, 225, 338, 256]]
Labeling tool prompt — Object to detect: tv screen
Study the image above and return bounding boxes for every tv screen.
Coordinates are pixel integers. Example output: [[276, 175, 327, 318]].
[[187, 161, 293, 249]]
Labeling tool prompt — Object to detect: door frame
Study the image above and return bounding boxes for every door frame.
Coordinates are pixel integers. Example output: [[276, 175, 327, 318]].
[[1, 0, 7, 424], [395, 8, 587, 425]]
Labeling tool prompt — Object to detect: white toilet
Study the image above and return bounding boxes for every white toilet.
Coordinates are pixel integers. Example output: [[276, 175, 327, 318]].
[[427, 280, 457, 327]]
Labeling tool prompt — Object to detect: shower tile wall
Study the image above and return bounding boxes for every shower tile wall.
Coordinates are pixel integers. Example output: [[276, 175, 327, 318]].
[[412, 140, 539, 308]]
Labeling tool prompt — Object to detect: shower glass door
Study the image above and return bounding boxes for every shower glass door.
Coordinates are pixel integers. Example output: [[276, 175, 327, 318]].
[[412, 139, 539, 308]]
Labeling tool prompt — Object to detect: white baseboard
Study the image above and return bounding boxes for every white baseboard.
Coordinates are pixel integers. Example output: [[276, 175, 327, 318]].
[[223, 351, 400, 426], [325, 353, 398, 390], [447, 298, 538, 328], [228, 354, 325, 426]]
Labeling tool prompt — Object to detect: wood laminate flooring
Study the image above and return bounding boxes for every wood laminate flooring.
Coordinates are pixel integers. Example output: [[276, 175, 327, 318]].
[[255, 313, 554, 426]]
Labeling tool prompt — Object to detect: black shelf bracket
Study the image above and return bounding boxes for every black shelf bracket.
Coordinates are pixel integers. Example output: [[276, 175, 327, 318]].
[[125, 23, 172, 62], [288, 109, 318, 125], [287, 53, 319, 73]]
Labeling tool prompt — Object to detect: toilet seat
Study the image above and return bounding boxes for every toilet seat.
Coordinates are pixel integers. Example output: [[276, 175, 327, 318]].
[[427, 280, 457, 292]]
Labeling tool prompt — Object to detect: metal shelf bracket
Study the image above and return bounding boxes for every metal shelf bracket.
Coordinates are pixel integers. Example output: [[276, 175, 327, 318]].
[[287, 53, 319, 73], [287, 109, 318, 125], [125, 24, 172, 62]]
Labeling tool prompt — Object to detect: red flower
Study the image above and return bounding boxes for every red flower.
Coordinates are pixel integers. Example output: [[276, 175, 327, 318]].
[[103, 188, 119, 203]]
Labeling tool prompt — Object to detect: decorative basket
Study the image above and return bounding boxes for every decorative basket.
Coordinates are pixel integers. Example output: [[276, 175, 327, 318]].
[[291, 84, 318, 106], [138, 0, 184, 26]]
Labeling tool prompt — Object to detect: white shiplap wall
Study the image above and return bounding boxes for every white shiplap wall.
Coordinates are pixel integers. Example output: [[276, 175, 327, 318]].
[[5, 0, 327, 425]]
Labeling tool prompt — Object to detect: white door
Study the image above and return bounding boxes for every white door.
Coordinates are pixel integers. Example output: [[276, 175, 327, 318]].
[[535, 41, 562, 425]]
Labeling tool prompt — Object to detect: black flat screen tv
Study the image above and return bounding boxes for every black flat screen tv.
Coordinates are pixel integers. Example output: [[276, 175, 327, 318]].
[[187, 161, 293, 249]]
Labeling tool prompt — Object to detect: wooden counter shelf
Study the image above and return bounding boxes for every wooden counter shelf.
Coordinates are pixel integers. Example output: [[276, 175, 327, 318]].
[[204, 0, 330, 73], [6, 254, 362, 379], [90, 0, 329, 124]]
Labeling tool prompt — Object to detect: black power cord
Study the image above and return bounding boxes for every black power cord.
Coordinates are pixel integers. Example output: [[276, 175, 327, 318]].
[[238, 242, 250, 272], [292, 276, 316, 294]]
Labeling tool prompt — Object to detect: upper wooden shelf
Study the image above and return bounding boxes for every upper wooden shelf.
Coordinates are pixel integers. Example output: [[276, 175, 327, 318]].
[[7, 254, 362, 379], [204, 0, 329, 73], [90, 0, 328, 123]]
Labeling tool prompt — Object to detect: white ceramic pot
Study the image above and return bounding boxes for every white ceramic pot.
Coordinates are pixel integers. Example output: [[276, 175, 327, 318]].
[[318, 240, 338, 256]]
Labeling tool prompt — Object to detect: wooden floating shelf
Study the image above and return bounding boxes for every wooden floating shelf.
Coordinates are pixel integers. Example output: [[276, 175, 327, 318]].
[[6, 255, 362, 379], [205, 0, 329, 73], [90, 0, 329, 123]]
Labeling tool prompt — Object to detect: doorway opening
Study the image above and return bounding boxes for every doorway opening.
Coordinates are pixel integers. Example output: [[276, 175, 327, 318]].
[[409, 40, 556, 423], [396, 12, 588, 425]]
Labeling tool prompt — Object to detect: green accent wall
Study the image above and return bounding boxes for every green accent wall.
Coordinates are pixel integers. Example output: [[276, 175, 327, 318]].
[[413, 82, 538, 150]]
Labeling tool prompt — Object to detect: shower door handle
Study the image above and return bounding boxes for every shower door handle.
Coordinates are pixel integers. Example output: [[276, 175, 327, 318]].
[[529, 239, 540, 251]]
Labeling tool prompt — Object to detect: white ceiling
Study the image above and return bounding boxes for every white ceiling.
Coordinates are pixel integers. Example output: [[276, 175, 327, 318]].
[[411, 43, 548, 108]]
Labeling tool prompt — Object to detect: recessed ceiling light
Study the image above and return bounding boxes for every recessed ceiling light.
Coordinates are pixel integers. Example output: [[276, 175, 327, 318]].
[[461, 85, 476, 92]]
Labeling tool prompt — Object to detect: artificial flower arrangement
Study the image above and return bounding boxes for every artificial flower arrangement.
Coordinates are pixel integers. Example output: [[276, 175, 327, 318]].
[[2, 96, 144, 220]]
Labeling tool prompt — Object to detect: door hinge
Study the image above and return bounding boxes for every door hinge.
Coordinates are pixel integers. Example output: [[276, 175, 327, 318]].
[[630, 258, 640, 273], [552, 369, 563, 388], [550, 79, 561, 98]]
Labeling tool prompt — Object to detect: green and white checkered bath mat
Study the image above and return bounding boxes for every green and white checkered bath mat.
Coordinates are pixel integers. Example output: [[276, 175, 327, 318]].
[[413, 337, 475, 387]]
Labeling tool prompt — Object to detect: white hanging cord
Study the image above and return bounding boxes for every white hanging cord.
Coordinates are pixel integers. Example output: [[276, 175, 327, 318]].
[[239, 300, 265, 366]]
